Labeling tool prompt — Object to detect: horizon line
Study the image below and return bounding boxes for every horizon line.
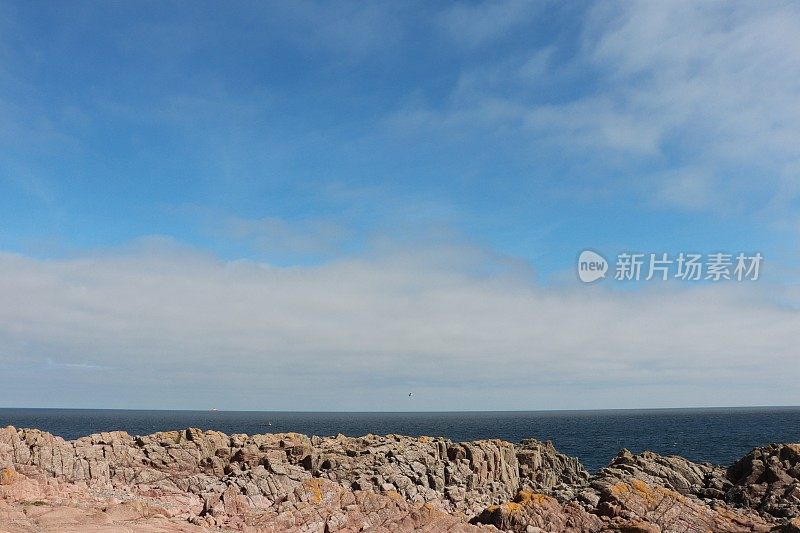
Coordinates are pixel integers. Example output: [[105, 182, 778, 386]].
[[2, 404, 799, 414]]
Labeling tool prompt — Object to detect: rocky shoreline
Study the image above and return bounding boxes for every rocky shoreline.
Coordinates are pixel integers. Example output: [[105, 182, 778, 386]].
[[1, 426, 798, 532]]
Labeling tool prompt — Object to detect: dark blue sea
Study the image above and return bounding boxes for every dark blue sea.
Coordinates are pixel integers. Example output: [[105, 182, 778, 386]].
[[1, 407, 798, 472]]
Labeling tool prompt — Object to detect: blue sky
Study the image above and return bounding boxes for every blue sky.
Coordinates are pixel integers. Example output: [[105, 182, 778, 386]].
[[1, 1, 799, 410]]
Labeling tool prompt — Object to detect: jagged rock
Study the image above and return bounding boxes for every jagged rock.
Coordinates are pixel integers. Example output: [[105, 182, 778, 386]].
[[517, 439, 591, 499], [592, 477, 773, 532], [0, 425, 588, 530], [726, 444, 800, 519], [774, 518, 800, 532], [472, 490, 604, 532], [0, 466, 495, 532], [595, 448, 720, 496], [1, 425, 798, 532], [582, 449, 776, 532]]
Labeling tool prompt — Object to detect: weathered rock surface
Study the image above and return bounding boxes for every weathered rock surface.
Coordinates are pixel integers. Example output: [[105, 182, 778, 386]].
[[0, 465, 496, 532], [473, 490, 604, 532], [517, 439, 591, 499], [726, 444, 800, 519], [1, 425, 798, 532], [589, 477, 773, 533]]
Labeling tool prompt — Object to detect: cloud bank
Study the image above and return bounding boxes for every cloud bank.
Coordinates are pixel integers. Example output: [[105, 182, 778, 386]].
[[0, 240, 797, 410]]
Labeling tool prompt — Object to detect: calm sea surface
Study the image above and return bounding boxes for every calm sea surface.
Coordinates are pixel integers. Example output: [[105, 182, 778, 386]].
[[1, 407, 798, 471]]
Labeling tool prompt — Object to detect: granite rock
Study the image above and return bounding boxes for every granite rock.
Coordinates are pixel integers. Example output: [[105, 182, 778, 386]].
[[1, 426, 798, 532]]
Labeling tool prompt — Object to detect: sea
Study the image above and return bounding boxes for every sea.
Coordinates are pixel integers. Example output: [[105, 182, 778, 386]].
[[1, 407, 798, 472]]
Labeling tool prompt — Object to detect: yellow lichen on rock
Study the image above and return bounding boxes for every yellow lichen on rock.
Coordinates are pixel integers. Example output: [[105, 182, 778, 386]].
[[610, 481, 632, 496], [515, 490, 552, 506], [0, 466, 16, 485], [304, 478, 324, 503], [499, 501, 523, 514]]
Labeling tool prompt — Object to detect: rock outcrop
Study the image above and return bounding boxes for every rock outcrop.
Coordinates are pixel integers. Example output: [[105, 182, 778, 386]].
[[1, 425, 798, 532], [726, 444, 800, 519], [473, 490, 604, 532]]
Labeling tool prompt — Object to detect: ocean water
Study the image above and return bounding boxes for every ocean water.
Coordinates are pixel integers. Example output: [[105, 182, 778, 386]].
[[1, 407, 798, 472]]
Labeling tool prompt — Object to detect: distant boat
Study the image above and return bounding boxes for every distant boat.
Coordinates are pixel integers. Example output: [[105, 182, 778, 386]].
[[210, 408, 218, 411]]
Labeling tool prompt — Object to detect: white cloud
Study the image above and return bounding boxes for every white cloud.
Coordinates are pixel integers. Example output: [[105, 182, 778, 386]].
[[584, 2, 800, 157], [396, 2, 800, 214], [0, 241, 797, 410]]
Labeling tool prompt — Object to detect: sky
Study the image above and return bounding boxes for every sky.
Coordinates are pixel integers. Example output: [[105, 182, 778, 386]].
[[0, 0, 799, 411]]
